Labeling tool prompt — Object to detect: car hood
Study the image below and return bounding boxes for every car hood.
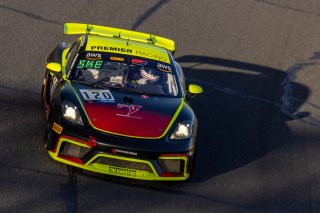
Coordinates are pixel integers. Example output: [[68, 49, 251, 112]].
[[72, 83, 182, 138]]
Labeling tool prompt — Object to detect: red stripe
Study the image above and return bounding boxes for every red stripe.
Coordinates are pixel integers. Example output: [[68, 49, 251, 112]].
[[84, 103, 171, 138], [58, 154, 84, 165], [160, 172, 183, 177]]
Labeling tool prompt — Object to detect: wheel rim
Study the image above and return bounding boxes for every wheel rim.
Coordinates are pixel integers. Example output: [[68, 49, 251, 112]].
[[44, 120, 52, 148]]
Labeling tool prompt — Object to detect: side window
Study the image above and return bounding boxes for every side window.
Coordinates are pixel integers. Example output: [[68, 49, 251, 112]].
[[174, 61, 186, 91], [65, 41, 80, 72]]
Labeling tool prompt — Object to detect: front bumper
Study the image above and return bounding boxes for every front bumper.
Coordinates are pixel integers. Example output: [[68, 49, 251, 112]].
[[48, 135, 192, 181]]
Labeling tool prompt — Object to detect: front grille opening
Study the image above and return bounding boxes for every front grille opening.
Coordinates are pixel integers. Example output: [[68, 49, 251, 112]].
[[93, 157, 153, 173], [59, 142, 90, 158], [158, 159, 184, 173]]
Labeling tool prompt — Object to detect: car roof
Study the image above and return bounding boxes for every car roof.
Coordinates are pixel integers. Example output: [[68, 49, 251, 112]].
[[84, 35, 172, 64]]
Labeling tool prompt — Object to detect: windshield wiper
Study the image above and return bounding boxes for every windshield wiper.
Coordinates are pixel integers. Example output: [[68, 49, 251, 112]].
[[71, 80, 125, 91], [72, 80, 165, 96], [71, 80, 105, 89], [118, 87, 161, 96]]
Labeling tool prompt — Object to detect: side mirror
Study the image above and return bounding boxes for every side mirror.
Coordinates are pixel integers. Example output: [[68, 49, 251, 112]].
[[46, 62, 61, 73], [186, 84, 203, 100]]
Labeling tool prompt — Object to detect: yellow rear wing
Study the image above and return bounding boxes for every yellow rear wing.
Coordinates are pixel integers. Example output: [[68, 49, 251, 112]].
[[64, 23, 175, 53]]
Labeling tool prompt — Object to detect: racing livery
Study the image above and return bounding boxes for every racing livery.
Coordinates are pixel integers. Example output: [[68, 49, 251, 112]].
[[42, 23, 203, 181]]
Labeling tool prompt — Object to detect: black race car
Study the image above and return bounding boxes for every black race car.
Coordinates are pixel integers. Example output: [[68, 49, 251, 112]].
[[41, 23, 203, 181]]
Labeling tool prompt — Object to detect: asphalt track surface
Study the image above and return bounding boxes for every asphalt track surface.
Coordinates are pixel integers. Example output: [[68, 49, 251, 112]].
[[2, 0, 320, 212]]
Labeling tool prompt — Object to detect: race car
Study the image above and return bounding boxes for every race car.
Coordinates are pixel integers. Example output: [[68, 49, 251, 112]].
[[41, 23, 203, 181]]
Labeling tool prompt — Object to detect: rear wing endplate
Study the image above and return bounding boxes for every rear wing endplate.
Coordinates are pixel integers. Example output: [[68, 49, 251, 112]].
[[64, 23, 175, 53]]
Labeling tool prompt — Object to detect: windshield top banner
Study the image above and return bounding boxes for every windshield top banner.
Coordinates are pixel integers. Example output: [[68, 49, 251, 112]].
[[86, 39, 170, 64]]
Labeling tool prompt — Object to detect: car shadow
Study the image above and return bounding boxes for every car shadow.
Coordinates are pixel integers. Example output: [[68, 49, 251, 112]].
[[3, 54, 307, 187], [175, 55, 310, 182], [74, 55, 310, 186]]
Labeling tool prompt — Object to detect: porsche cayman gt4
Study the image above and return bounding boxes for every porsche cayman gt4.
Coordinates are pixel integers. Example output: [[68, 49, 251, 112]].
[[41, 23, 203, 181]]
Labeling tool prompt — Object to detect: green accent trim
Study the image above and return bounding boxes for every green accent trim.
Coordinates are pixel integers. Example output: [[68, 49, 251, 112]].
[[162, 100, 184, 137]]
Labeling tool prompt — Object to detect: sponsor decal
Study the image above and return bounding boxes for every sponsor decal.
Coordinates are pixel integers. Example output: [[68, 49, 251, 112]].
[[111, 148, 137, 156], [135, 50, 168, 62], [52, 122, 63, 134], [85, 52, 102, 60], [131, 58, 148, 65], [77, 60, 103, 69], [157, 63, 172, 72], [80, 89, 115, 103], [109, 76, 123, 84], [110, 56, 124, 62], [116, 104, 142, 119], [91, 46, 133, 53], [109, 166, 137, 177], [90, 46, 168, 63]]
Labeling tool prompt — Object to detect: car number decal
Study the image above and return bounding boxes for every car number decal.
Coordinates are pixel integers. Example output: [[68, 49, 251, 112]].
[[79, 89, 115, 102]]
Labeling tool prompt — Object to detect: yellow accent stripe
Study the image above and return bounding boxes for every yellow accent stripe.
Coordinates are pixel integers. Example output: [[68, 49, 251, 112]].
[[49, 137, 189, 181], [69, 82, 184, 139]]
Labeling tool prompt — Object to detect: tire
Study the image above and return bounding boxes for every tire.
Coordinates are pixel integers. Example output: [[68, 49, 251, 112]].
[[41, 72, 50, 104], [44, 103, 54, 149], [185, 146, 197, 182]]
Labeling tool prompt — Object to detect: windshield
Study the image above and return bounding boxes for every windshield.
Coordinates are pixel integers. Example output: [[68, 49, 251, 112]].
[[68, 51, 179, 96]]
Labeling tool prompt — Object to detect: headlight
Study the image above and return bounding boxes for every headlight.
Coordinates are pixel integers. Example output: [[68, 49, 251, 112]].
[[170, 121, 193, 140], [61, 100, 83, 125]]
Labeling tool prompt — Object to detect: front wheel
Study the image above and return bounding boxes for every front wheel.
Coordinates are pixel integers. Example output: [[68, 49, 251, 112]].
[[185, 147, 197, 182], [44, 104, 54, 149]]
